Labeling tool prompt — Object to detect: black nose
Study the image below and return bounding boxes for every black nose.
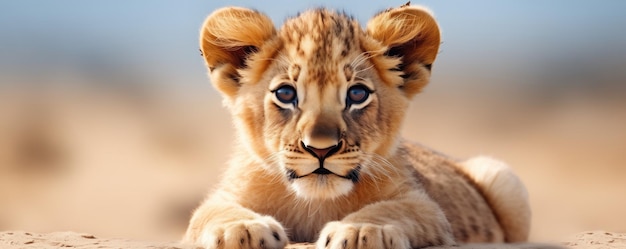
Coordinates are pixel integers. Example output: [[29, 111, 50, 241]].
[[302, 141, 342, 161]]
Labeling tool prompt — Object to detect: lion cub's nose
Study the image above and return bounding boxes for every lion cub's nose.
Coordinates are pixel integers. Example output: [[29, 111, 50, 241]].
[[303, 142, 341, 160], [300, 118, 342, 160]]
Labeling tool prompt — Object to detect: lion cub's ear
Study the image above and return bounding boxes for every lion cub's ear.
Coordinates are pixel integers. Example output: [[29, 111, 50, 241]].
[[200, 7, 275, 99], [366, 4, 440, 97]]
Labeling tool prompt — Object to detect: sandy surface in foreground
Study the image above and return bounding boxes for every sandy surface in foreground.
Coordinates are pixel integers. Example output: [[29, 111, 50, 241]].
[[5, 230, 614, 249], [2, 230, 624, 248]]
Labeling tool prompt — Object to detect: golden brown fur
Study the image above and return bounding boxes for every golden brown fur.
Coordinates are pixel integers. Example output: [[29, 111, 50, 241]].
[[184, 3, 530, 249]]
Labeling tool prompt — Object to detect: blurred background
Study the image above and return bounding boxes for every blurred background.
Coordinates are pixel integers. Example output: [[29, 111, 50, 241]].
[[1, 0, 625, 243]]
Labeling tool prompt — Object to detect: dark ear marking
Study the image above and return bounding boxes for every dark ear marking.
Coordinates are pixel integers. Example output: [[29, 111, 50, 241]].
[[243, 45, 259, 56], [383, 46, 402, 58], [367, 5, 440, 97], [229, 45, 260, 69], [228, 72, 241, 83], [241, 45, 259, 67]]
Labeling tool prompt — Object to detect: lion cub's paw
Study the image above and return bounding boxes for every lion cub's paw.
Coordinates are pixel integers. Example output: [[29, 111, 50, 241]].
[[316, 221, 410, 249], [200, 216, 288, 249]]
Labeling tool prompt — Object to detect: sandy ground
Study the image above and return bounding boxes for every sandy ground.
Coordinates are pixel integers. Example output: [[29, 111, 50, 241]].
[[2, 230, 624, 248], [0, 230, 583, 249]]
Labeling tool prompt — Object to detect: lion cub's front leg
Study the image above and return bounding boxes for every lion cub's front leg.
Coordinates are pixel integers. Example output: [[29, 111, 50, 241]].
[[316, 191, 455, 249], [184, 200, 288, 249]]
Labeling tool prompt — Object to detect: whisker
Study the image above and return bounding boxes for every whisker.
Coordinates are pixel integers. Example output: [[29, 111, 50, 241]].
[[252, 54, 291, 72], [261, 151, 291, 182], [350, 48, 386, 68], [308, 199, 323, 218], [359, 152, 404, 190], [350, 51, 374, 68], [355, 64, 375, 74]]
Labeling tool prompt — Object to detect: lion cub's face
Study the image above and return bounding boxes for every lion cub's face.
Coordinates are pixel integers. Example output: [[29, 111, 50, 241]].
[[200, 6, 440, 199]]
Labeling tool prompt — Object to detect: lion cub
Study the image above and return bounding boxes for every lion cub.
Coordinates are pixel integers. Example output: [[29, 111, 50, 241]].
[[184, 3, 530, 249]]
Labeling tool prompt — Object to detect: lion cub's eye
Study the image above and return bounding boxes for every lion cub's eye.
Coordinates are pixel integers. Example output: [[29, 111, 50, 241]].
[[274, 85, 297, 104], [347, 85, 371, 105]]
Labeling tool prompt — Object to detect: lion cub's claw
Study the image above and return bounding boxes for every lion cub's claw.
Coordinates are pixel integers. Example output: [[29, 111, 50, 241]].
[[200, 216, 288, 249], [316, 221, 410, 249]]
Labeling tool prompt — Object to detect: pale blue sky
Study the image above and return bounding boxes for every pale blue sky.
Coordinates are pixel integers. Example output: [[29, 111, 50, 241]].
[[1, 1, 625, 89]]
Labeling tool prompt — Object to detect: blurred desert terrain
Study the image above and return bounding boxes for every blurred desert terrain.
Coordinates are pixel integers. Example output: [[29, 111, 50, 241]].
[[1, 1, 625, 245]]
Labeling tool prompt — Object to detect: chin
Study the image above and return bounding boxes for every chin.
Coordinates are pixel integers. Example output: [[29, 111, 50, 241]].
[[290, 174, 355, 200]]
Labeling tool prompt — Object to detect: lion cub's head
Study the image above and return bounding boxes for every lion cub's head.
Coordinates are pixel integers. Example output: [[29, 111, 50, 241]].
[[200, 4, 440, 199]]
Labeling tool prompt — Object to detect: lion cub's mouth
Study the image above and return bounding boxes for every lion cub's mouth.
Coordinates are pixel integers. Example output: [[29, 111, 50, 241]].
[[284, 141, 361, 184], [287, 165, 361, 183], [312, 167, 332, 175]]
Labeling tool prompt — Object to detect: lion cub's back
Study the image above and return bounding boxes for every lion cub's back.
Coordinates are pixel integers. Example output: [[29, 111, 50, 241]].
[[399, 141, 507, 243]]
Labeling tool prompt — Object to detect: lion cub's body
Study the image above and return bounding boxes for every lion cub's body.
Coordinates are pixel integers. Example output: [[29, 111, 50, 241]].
[[185, 4, 530, 249]]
